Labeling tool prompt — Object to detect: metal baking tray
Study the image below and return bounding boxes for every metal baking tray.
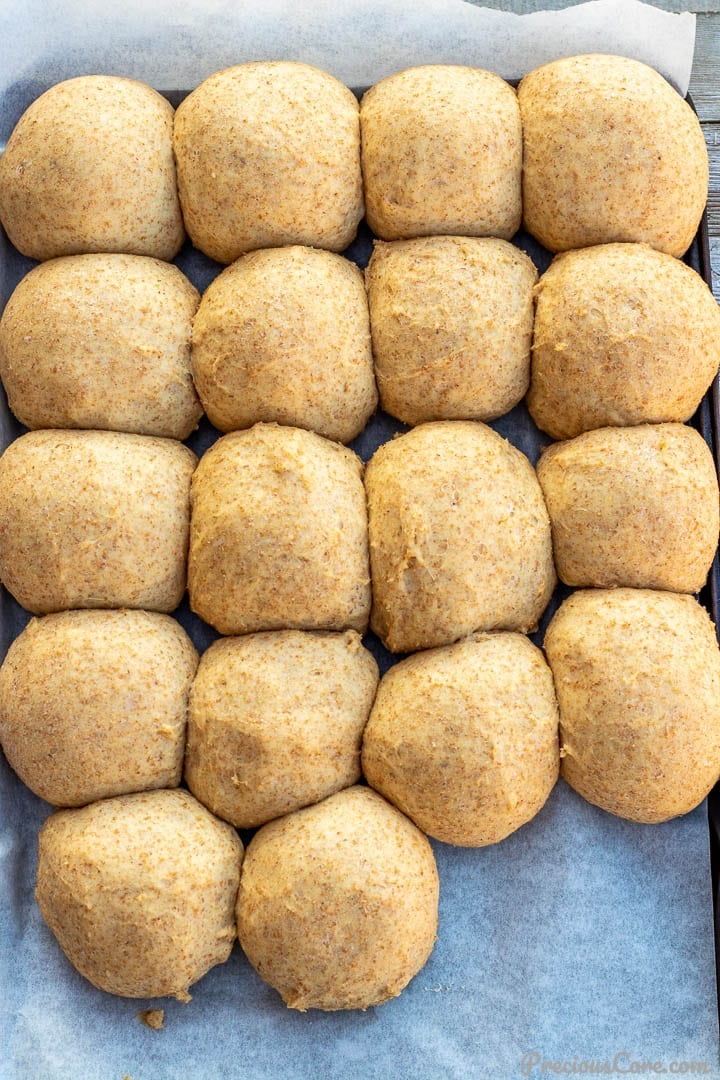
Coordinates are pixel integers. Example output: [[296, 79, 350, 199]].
[[0, 86, 718, 1079]]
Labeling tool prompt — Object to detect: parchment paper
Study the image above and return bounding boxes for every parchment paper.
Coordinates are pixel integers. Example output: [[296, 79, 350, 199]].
[[0, 3, 718, 1079]]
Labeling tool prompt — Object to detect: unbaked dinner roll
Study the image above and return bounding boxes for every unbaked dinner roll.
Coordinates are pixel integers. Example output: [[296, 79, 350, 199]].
[[0, 76, 184, 261], [366, 421, 555, 653], [0, 610, 198, 807], [185, 630, 378, 828], [237, 786, 438, 1011], [361, 66, 521, 241], [189, 424, 370, 636], [366, 236, 536, 425], [36, 789, 243, 1000], [528, 244, 720, 440], [191, 246, 377, 441], [174, 63, 363, 263], [362, 633, 559, 846], [0, 255, 202, 438], [544, 589, 720, 824], [537, 424, 720, 593], [0, 430, 196, 614], [518, 54, 708, 256]]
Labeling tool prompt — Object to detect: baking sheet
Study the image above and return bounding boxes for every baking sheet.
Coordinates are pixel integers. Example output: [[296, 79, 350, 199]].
[[1, 3, 719, 1078]]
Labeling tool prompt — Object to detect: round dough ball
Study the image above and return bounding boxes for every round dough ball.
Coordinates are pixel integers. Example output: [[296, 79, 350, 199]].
[[528, 244, 720, 440], [191, 247, 377, 441], [537, 424, 720, 593], [362, 633, 559, 846], [366, 236, 537, 425], [544, 589, 720, 823], [174, 63, 363, 263], [186, 630, 378, 828], [0, 76, 184, 261], [0, 430, 196, 614], [366, 421, 556, 653], [237, 786, 438, 1011], [361, 66, 521, 241], [0, 610, 198, 807], [36, 789, 243, 999], [189, 424, 370, 636], [518, 55, 708, 256], [0, 255, 202, 438]]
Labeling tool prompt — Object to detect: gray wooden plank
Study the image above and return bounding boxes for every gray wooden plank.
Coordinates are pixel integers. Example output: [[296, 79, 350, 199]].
[[704, 124, 720, 237], [709, 236, 720, 299], [464, 1, 720, 12], [691, 15, 720, 120]]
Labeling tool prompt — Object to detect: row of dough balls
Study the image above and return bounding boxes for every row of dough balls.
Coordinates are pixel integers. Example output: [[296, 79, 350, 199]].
[[0, 421, 716, 643], [1, 239, 718, 444], [0, 56, 708, 266], [19, 584, 720, 1009]]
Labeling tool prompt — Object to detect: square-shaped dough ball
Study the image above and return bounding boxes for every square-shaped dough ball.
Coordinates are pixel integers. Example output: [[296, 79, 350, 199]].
[[360, 66, 521, 241], [174, 63, 363, 263], [528, 244, 720, 440], [0, 76, 184, 261], [518, 55, 708, 256], [545, 589, 720, 823], [0, 610, 198, 807], [185, 630, 378, 829], [537, 424, 720, 594], [191, 246, 376, 442], [366, 421, 555, 653], [0, 255, 202, 439], [188, 424, 370, 636], [0, 430, 196, 614], [366, 236, 536, 425]]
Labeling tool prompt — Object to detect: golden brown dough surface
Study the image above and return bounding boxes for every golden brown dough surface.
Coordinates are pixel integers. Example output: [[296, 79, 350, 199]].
[[366, 421, 555, 652], [185, 629, 378, 828], [362, 633, 559, 846], [191, 246, 376, 441], [537, 424, 719, 592], [237, 786, 438, 1011], [361, 65, 521, 240], [0, 254, 201, 438], [519, 54, 708, 255], [188, 424, 370, 636], [528, 244, 720, 440], [366, 236, 536, 425], [0, 76, 184, 261], [36, 789, 243, 999], [174, 62, 363, 263], [545, 589, 720, 823], [0, 610, 198, 807], [0, 430, 196, 614]]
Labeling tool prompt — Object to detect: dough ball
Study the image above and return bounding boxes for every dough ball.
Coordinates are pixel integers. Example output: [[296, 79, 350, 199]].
[[0, 76, 184, 261], [0, 610, 198, 807], [191, 246, 376, 441], [36, 789, 243, 999], [538, 424, 719, 593], [528, 244, 720, 440], [518, 55, 708, 256], [0, 430, 196, 614], [237, 786, 438, 1011], [361, 66, 521, 241], [366, 421, 555, 652], [0, 255, 202, 438], [366, 236, 536, 425], [189, 424, 370, 636], [545, 589, 720, 823], [362, 633, 559, 846], [185, 630, 378, 828], [174, 63, 363, 263]]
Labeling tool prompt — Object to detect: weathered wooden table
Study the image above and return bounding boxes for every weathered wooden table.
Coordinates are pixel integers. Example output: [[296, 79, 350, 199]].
[[476, 0, 720, 298]]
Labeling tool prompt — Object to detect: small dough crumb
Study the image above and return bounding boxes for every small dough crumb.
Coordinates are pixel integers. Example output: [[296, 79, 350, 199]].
[[137, 1009, 164, 1030]]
